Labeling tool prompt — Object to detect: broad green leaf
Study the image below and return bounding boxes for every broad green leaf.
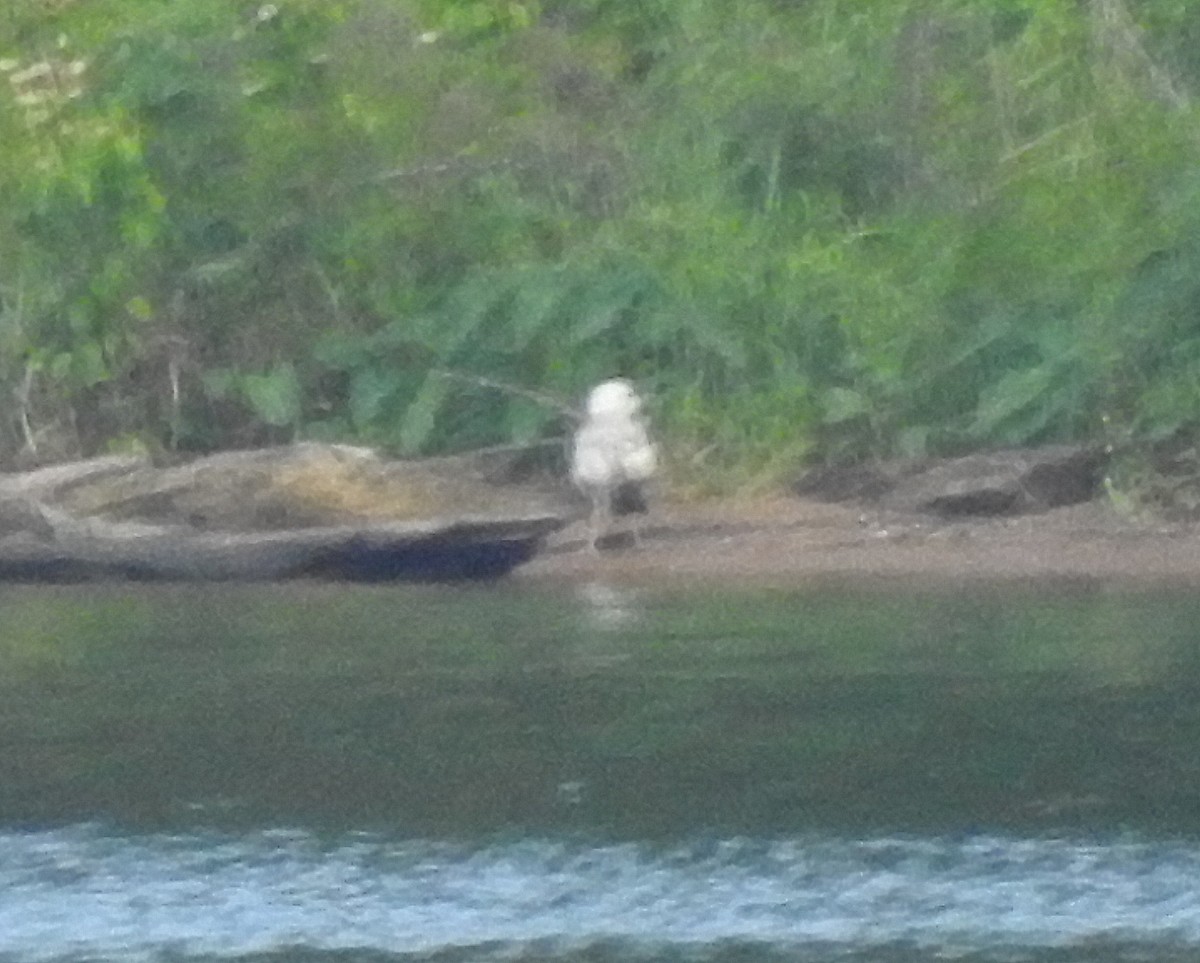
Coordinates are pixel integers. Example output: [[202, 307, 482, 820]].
[[70, 340, 109, 387], [822, 386, 869, 425], [187, 256, 250, 287], [504, 399, 555, 443], [507, 269, 564, 350], [312, 332, 370, 370], [50, 352, 73, 381], [896, 425, 930, 459], [126, 296, 153, 321], [348, 366, 403, 430], [566, 270, 654, 346], [398, 374, 450, 454], [969, 364, 1055, 439], [242, 363, 302, 427], [201, 368, 238, 401]]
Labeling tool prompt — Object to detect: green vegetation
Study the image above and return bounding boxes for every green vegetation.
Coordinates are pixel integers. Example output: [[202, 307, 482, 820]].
[[3, 0, 1200, 490]]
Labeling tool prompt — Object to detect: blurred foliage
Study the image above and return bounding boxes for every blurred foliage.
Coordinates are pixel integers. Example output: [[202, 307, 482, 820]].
[[3, 0, 1200, 493]]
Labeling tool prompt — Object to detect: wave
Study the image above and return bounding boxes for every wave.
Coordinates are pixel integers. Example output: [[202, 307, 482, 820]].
[[1, 827, 1198, 962]]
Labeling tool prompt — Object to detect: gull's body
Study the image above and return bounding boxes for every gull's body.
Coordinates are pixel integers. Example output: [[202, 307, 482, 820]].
[[571, 379, 657, 550]]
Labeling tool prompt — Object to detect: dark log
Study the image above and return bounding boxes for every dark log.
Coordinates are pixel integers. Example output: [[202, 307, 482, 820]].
[[0, 514, 566, 583]]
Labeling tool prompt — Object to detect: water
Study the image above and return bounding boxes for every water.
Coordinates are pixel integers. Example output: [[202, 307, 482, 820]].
[[4, 828, 1200, 962], [2, 579, 1200, 963]]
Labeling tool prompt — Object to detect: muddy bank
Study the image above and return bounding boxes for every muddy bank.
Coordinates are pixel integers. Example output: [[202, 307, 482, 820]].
[[528, 495, 1200, 584], [527, 441, 1200, 584]]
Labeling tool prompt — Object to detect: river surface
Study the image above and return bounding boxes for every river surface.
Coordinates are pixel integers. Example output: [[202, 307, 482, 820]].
[[2, 578, 1200, 962]]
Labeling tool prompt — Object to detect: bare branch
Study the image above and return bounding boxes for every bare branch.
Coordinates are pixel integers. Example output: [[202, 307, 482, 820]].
[[431, 368, 581, 422]]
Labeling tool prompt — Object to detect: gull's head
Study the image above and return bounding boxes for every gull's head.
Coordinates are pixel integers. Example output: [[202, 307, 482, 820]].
[[585, 378, 642, 422]]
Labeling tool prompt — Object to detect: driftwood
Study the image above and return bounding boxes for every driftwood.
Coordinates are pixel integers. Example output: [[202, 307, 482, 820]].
[[0, 454, 147, 500], [0, 444, 573, 583]]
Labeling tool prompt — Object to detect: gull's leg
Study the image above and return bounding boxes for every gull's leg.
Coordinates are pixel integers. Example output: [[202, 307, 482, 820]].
[[587, 488, 609, 552], [621, 482, 648, 549]]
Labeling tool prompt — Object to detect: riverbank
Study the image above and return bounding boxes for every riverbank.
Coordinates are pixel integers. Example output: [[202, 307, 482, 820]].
[[1, 442, 1196, 585], [525, 495, 1200, 585]]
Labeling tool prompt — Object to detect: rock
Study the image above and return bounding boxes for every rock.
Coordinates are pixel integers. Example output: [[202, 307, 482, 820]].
[[795, 445, 1109, 518]]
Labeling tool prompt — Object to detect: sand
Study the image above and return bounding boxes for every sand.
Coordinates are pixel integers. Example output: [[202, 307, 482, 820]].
[[522, 496, 1200, 586]]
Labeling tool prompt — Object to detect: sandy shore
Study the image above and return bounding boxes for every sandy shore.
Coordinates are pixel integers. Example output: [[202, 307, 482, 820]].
[[519, 496, 1200, 585]]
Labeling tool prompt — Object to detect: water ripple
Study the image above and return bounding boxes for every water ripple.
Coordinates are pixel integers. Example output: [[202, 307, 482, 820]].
[[1, 827, 1198, 962]]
